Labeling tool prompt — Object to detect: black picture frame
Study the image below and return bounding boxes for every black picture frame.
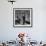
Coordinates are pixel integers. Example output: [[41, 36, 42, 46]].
[[13, 8, 33, 28]]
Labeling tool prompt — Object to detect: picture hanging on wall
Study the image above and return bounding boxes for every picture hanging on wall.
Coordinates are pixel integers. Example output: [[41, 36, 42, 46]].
[[13, 8, 33, 27]]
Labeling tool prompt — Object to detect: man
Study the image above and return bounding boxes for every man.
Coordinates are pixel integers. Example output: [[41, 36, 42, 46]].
[[23, 15, 25, 25]]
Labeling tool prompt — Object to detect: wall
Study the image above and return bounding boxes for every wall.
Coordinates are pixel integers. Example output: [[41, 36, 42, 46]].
[[0, 0, 46, 42]]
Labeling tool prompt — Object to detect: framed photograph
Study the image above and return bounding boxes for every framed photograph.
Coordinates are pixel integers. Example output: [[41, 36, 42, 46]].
[[13, 8, 33, 27]]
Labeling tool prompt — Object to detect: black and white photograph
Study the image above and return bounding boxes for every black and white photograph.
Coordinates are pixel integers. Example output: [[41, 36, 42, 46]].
[[13, 8, 32, 27]]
